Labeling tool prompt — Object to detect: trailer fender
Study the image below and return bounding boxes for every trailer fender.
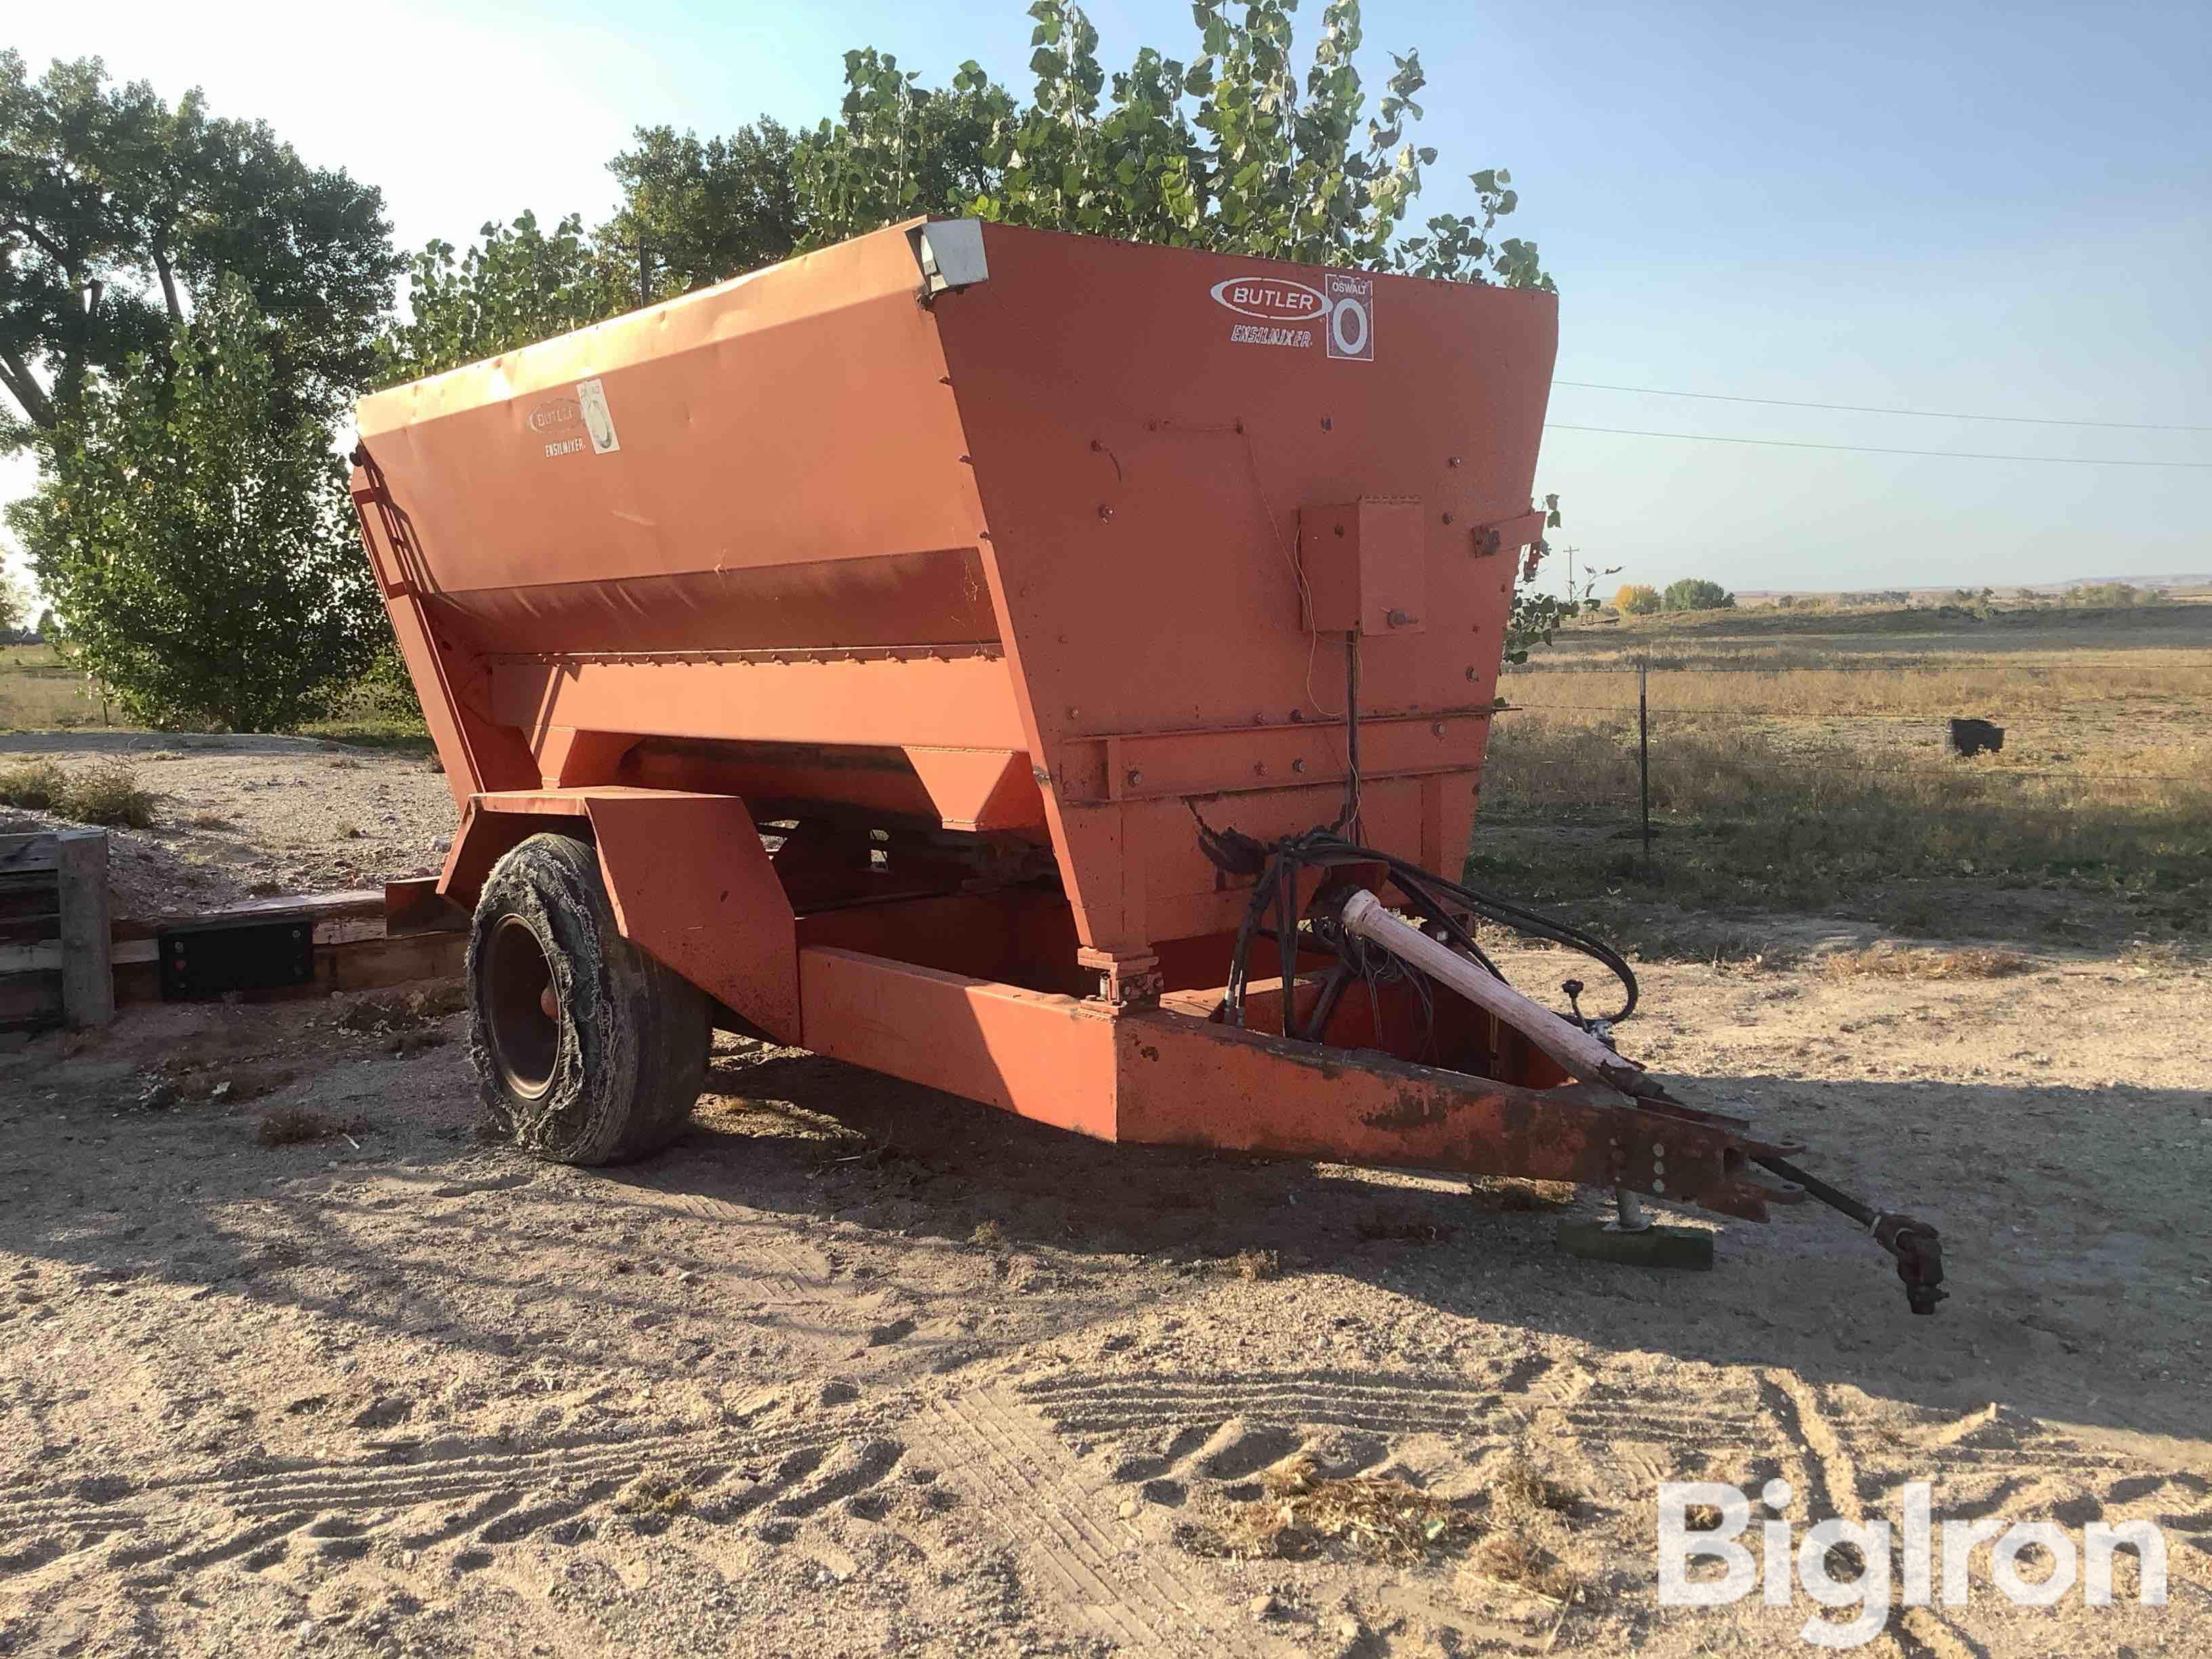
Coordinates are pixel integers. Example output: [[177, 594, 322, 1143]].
[[443, 788, 800, 1044]]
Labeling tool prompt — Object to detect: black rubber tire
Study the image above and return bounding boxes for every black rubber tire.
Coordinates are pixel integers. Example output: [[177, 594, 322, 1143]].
[[466, 832, 708, 1164]]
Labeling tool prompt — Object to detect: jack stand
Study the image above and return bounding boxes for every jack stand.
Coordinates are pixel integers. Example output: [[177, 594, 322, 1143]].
[[1558, 1186, 1716, 1271]]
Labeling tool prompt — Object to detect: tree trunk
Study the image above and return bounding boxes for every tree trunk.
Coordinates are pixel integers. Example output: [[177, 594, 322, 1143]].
[[154, 246, 184, 326], [0, 347, 57, 429]]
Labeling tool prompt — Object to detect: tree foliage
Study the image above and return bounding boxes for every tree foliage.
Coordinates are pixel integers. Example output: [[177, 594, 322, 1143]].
[[376, 120, 810, 384], [1500, 496, 1575, 663], [1614, 583, 1660, 615], [797, 0, 1549, 286], [6, 281, 383, 730], [375, 211, 621, 385], [0, 49, 400, 440], [2060, 581, 2165, 608], [383, 0, 1551, 386], [1662, 577, 1734, 613], [792, 57, 1009, 250], [603, 120, 804, 301]]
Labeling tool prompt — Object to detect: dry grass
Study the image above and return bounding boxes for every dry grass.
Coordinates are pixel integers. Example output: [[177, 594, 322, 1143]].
[[1196, 1454, 1478, 1563], [0, 758, 156, 827], [1820, 943, 2034, 981], [1490, 1455, 1578, 1518], [58, 762, 157, 828], [2117, 937, 2203, 975], [614, 1469, 693, 1518], [1470, 1531, 1582, 1601], [1473, 607, 2212, 935], [1353, 1211, 1456, 1244], [1225, 1247, 1281, 1281], [1475, 714, 2209, 926], [1505, 652, 2212, 719], [331, 984, 466, 1036], [1187, 1450, 1587, 1576], [0, 646, 434, 749], [0, 756, 67, 810], [968, 1218, 1006, 1247]]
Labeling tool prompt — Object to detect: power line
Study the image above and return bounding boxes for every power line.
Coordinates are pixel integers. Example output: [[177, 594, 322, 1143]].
[[1542, 423, 2212, 468], [1554, 381, 2212, 434]]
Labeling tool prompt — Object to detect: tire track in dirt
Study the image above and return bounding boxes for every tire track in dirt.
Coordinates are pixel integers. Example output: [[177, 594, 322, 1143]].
[[1020, 1359, 1555, 1440], [1760, 1369, 1990, 1659], [0, 1412, 906, 1577], [614, 1164, 832, 1310], [1020, 1358, 1783, 1504], [1020, 1357, 1780, 1495], [915, 1387, 1288, 1657]]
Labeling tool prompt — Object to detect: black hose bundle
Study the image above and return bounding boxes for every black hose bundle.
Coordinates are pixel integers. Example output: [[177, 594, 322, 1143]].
[[1195, 817, 1639, 1038], [1194, 632, 1637, 1040]]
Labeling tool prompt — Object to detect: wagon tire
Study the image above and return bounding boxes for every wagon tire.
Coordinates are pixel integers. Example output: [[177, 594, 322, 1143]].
[[466, 832, 708, 1165]]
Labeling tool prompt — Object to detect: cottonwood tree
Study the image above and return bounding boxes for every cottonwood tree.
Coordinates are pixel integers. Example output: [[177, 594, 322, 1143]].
[[7, 282, 383, 731], [797, 0, 1550, 288], [388, 0, 1552, 365], [379, 123, 808, 384], [792, 50, 1019, 247], [375, 211, 621, 384], [0, 50, 399, 441], [602, 120, 804, 302]]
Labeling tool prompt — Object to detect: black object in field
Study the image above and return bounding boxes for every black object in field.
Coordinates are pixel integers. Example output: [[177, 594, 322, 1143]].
[[1948, 718, 2005, 757]]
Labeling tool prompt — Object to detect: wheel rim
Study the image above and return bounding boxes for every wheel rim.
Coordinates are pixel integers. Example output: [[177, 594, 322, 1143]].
[[486, 915, 560, 1098]]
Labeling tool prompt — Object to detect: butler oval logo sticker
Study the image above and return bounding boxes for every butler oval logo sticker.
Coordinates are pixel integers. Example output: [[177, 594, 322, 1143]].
[[1210, 276, 1328, 322], [526, 396, 580, 432]]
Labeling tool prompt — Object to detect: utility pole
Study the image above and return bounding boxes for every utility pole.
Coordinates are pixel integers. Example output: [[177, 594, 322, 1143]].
[[1561, 545, 1581, 602]]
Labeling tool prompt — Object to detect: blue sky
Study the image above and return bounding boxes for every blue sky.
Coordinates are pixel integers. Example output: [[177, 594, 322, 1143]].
[[5, 0, 2207, 598]]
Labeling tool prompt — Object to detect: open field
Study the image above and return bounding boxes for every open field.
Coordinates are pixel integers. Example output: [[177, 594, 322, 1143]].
[[1481, 605, 2212, 943], [0, 647, 104, 731]]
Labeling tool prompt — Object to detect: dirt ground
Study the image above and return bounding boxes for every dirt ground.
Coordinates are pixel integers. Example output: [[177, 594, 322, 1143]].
[[0, 735, 453, 918], [3, 908, 2208, 1655]]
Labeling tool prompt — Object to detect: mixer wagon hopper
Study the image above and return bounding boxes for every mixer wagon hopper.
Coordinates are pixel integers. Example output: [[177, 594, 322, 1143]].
[[352, 218, 1942, 1311]]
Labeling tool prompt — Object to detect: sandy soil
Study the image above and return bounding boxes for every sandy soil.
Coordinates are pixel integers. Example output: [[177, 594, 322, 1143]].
[[0, 735, 454, 918], [3, 923, 2207, 1656]]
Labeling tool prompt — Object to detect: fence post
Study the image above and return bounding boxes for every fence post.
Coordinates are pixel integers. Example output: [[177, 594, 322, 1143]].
[[1638, 653, 1652, 869], [56, 828, 115, 1028]]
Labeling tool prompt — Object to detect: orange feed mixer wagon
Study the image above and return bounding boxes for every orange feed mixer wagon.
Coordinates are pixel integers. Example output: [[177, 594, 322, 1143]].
[[353, 218, 1942, 1311]]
